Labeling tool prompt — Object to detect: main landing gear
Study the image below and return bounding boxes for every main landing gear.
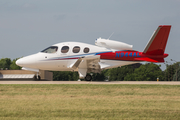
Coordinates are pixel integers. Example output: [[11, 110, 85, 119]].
[[78, 69, 93, 81], [85, 74, 92, 81]]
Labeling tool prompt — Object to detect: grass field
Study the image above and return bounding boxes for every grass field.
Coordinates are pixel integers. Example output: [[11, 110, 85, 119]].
[[0, 84, 180, 120]]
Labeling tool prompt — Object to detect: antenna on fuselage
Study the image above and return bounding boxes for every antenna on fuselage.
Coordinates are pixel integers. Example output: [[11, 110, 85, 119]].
[[108, 32, 114, 39]]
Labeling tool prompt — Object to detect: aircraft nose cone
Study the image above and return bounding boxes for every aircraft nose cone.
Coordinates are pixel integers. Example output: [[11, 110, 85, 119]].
[[15, 53, 40, 68], [16, 58, 24, 67]]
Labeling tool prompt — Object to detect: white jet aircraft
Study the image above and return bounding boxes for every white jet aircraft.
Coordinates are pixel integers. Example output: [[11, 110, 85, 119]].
[[16, 25, 171, 81]]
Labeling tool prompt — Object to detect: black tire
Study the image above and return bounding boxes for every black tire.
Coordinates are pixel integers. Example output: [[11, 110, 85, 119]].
[[85, 75, 92, 81], [34, 75, 41, 80], [37, 75, 41, 80], [34, 75, 37, 80]]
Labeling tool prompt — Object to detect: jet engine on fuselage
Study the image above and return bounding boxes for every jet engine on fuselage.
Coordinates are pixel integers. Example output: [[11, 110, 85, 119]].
[[95, 37, 133, 50]]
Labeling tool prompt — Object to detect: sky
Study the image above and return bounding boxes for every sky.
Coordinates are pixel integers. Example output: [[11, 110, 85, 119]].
[[0, 0, 180, 70]]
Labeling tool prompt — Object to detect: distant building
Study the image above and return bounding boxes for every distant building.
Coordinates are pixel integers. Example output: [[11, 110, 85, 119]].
[[0, 70, 53, 81]]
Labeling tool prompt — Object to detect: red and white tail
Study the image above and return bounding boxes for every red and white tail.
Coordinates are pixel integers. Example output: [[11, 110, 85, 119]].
[[143, 25, 171, 55]]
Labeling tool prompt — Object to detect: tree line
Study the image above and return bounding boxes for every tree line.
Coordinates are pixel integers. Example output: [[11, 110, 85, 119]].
[[0, 58, 21, 70], [0, 58, 180, 81]]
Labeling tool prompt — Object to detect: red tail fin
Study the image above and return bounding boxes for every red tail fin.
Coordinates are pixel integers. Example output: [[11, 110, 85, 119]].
[[143, 25, 171, 55]]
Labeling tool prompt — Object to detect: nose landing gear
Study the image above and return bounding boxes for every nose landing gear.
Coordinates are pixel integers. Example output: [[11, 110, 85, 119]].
[[34, 73, 41, 80], [34, 75, 41, 80]]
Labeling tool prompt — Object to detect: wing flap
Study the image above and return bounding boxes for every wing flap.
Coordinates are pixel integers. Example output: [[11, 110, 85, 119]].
[[71, 57, 83, 70], [69, 55, 101, 73]]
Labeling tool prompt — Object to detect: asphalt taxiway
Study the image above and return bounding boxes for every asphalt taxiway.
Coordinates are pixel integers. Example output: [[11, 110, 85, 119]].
[[0, 81, 180, 85]]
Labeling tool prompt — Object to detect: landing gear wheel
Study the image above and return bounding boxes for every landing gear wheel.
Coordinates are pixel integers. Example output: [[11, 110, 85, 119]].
[[85, 75, 92, 81], [34, 75, 41, 80], [37, 75, 41, 80], [34, 75, 37, 80]]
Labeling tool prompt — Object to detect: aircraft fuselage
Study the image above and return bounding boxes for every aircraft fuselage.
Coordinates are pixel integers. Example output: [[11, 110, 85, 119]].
[[16, 25, 171, 80]]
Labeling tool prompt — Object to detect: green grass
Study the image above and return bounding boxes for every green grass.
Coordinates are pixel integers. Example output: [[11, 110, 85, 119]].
[[0, 84, 180, 120]]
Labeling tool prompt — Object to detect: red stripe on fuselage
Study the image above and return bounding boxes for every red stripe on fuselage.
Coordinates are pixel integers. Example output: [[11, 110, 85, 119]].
[[98, 51, 168, 62], [98, 51, 141, 61]]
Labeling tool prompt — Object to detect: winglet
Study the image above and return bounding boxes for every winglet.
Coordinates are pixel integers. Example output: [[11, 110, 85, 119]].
[[143, 25, 171, 55]]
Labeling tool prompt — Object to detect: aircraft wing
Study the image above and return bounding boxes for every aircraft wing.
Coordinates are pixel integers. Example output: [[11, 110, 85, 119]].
[[69, 55, 101, 73]]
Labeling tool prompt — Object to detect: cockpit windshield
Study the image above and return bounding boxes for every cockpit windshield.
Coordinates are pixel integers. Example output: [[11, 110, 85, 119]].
[[41, 46, 58, 53]]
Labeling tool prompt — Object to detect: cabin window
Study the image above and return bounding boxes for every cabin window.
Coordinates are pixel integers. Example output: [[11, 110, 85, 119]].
[[84, 47, 89, 53], [61, 46, 69, 53], [73, 46, 80, 53], [41, 46, 58, 53]]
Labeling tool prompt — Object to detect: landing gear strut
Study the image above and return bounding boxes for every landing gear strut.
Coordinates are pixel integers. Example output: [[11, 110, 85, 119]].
[[85, 74, 92, 81], [34, 75, 41, 80], [37, 75, 41, 80]]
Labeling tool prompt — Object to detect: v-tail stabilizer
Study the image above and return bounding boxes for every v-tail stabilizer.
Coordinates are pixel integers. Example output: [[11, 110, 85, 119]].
[[136, 25, 171, 62]]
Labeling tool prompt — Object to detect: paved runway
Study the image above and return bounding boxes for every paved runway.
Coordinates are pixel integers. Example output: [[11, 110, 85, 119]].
[[0, 81, 180, 85]]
